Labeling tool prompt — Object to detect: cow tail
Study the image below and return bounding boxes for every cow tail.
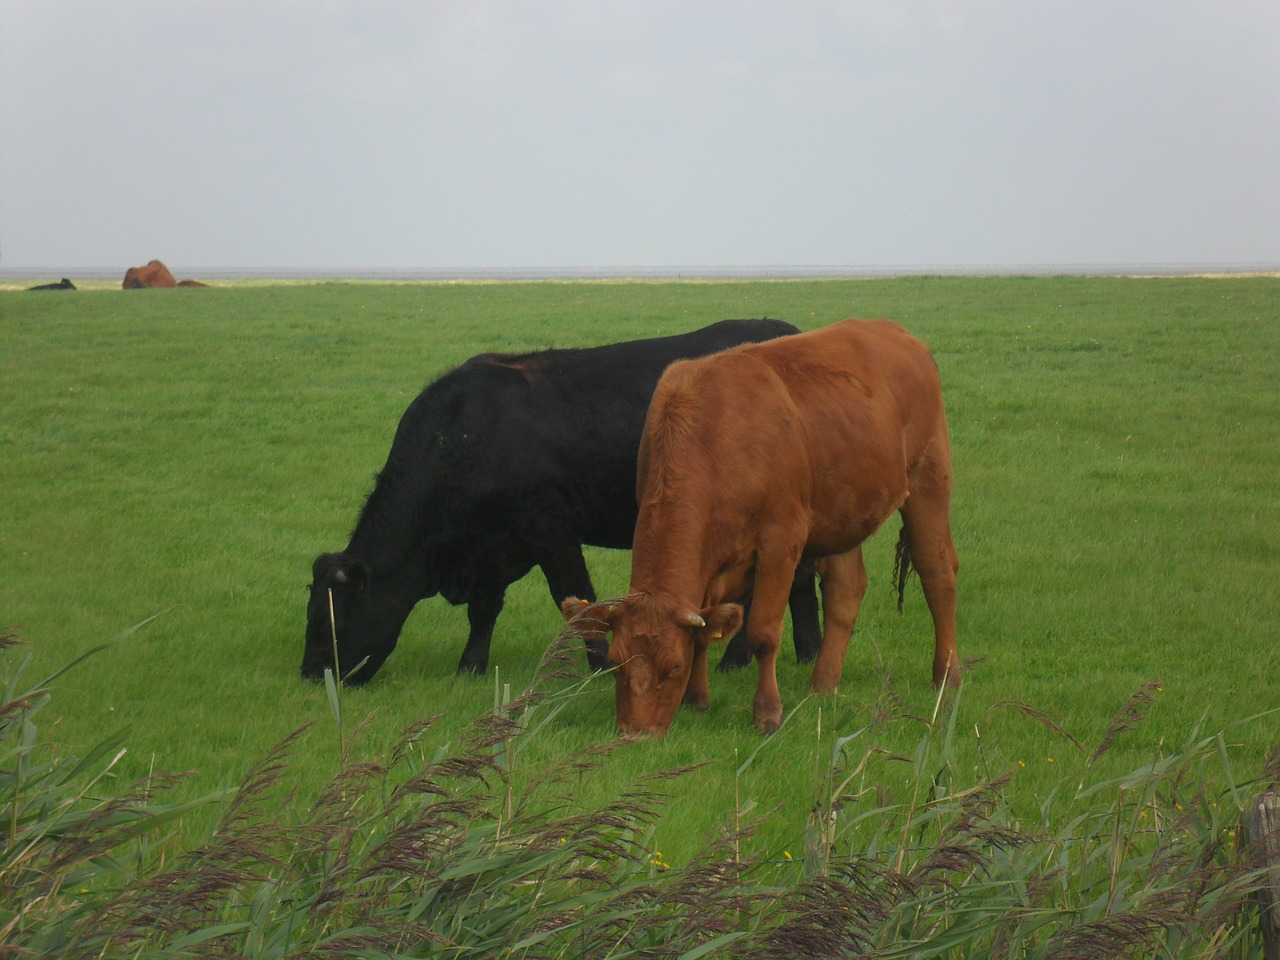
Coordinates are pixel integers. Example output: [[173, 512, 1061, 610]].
[[892, 522, 914, 613]]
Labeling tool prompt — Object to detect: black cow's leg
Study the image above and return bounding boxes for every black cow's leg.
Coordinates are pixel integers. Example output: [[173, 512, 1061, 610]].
[[789, 565, 822, 662], [718, 566, 821, 671], [537, 544, 610, 671], [457, 589, 505, 674]]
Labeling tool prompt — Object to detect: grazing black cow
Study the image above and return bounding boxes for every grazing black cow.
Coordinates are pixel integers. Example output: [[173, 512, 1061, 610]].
[[302, 319, 822, 685], [28, 278, 76, 291]]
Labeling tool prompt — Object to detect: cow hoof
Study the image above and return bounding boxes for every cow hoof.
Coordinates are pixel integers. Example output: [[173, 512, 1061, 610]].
[[754, 714, 782, 734], [809, 667, 841, 696], [715, 653, 749, 673], [753, 705, 783, 733], [456, 659, 487, 676]]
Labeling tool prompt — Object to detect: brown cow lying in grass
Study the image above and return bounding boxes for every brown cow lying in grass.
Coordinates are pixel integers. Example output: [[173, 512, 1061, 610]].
[[122, 259, 207, 288], [563, 318, 959, 734]]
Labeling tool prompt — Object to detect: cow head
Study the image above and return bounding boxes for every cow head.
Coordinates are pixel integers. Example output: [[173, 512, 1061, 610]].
[[561, 594, 742, 736], [302, 552, 414, 685]]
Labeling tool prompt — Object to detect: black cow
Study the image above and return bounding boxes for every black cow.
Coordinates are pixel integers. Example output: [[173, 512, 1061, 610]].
[[302, 319, 822, 685], [28, 278, 76, 291]]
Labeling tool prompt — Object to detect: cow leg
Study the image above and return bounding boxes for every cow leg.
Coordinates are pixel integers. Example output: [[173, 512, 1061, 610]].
[[745, 549, 802, 733], [809, 548, 868, 694], [789, 563, 823, 663], [457, 589, 505, 674], [900, 486, 960, 688], [717, 565, 821, 672], [536, 543, 610, 671], [684, 641, 712, 710]]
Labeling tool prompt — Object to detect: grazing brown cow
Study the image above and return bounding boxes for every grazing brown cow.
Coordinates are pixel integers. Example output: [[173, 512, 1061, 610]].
[[562, 318, 959, 735], [122, 259, 178, 288]]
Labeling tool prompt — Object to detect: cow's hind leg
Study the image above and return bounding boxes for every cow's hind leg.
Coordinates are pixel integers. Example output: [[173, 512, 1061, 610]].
[[809, 548, 868, 694], [900, 482, 960, 689]]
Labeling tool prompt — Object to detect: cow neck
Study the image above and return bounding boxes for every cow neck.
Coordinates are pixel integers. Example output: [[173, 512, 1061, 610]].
[[629, 485, 721, 609], [345, 461, 431, 575]]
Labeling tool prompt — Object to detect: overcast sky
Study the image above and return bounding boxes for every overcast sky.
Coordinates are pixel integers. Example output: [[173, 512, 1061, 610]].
[[2, 1, 1277, 272]]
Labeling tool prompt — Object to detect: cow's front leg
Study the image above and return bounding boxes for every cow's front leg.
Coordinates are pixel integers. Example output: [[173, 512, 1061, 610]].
[[717, 565, 821, 671], [457, 588, 505, 674], [745, 562, 798, 733], [537, 543, 609, 671], [750, 639, 783, 733], [789, 564, 823, 663], [740, 531, 814, 732], [683, 641, 712, 710]]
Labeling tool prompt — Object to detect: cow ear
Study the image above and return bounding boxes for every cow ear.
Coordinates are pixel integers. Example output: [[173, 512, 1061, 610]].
[[322, 556, 371, 596], [560, 597, 593, 623], [562, 598, 625, 632], [312, 552, 343, 583], [561, 598, 617, 673], [694, 603, 744, 645]]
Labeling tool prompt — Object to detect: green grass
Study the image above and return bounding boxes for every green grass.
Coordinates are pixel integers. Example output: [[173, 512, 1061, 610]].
[[1, 276, 1278, 872]]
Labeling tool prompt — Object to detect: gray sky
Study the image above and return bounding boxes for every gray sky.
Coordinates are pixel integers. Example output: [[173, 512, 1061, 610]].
[[3, 1, 1277, 272]]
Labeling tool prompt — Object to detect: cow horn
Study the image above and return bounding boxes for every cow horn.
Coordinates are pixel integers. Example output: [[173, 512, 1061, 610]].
[[677, 610, 706, 629]]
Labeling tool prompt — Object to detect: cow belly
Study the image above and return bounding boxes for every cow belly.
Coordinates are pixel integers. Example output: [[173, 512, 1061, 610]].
[[806, 520, 878, 558], [580, 516, 639, 551], [806, 483, 907, 556]]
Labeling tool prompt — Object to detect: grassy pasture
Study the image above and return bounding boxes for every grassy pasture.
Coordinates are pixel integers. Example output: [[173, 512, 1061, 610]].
[[1, 275, 1277, 873]]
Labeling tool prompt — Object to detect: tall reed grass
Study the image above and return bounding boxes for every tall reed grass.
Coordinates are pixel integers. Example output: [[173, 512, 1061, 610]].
[[3, 627, 1275, 958]]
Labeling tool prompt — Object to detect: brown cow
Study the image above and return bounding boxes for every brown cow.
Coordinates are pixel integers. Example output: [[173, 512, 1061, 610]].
[[123, 259, 178, 288], [562, 318, 959, 735]]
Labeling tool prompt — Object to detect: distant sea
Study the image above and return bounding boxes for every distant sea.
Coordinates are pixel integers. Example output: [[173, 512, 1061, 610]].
[[3, 263, 1279, 282]]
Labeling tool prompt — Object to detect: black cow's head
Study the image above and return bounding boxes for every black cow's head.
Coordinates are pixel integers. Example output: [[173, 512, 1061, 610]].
[[302, 552, 412, 685]]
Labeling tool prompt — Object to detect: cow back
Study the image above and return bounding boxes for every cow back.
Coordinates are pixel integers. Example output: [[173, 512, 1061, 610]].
[[346, 318, 801, 579], [636, 319, 947, 574]]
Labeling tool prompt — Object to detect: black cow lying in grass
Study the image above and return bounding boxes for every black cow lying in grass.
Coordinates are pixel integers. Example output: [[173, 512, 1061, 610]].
[[303, 319, 822, 685], [28, 278, 76, 291]]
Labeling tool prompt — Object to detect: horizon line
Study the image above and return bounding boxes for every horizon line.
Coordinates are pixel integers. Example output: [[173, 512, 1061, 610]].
[[3, 261, 1278, 281]]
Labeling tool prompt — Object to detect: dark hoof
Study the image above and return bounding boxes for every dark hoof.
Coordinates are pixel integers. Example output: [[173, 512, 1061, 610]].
[[715, 651, 751, 673]]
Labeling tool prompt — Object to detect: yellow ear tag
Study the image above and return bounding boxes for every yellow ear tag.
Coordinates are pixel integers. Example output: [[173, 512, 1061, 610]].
[[711, 632, 722, 639]]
